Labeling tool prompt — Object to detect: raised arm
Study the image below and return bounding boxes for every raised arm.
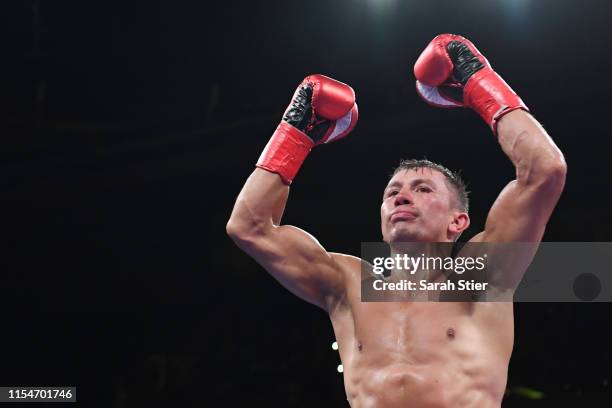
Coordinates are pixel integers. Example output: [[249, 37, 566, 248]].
[[479, 110, 566, 243], [414, 34, 566, 244], [226, 75, 358, 310], [414, 34, 566, 290]]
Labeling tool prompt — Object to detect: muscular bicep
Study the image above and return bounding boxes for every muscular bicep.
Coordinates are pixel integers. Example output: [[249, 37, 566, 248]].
[[465, 111, 566, 291], [465, 179, 564, 290], [475, 111, 567, 244], [239, 225, 344, 310], [475, 178, 563, 244]]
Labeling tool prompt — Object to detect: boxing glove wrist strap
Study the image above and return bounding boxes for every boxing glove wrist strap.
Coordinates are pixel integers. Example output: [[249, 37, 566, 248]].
[[256, 121, 314, 185], [464, 69, 528, 134]]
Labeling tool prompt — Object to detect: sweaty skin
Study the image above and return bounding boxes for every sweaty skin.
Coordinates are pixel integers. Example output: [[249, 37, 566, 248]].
[[227, 110, 566, 407], [331, 255, 513, 408]]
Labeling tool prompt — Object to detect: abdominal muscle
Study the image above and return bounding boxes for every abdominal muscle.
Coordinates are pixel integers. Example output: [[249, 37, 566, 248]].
[[330, 302, 513, 408]]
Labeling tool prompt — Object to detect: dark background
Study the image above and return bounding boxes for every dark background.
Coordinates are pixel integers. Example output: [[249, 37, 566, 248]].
[[3, 0, 612, 406]]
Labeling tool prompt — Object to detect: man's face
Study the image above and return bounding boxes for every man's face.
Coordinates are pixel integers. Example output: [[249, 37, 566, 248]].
[[380, 168, 466, 243]]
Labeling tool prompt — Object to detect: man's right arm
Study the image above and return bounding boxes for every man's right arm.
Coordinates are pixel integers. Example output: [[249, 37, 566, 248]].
[[227, 169, 342, 310], [226, 75, 359, 311]]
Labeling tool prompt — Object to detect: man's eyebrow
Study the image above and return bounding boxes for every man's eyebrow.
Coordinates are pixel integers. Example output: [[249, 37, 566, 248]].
[[383, 178, 438, 196], [384, 180, 403, 192], [410, 178, 437, 188]]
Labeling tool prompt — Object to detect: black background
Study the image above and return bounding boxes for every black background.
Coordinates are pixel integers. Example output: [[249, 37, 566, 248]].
[[3, 0, 612, 406]]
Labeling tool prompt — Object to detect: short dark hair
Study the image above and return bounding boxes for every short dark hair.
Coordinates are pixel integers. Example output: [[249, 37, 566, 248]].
[[390, 159, 469, 212]]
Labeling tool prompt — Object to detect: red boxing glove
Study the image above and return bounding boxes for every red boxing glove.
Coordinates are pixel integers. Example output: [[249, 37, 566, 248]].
[[414, 34, 528, 134], [256, 74, 358, 184]]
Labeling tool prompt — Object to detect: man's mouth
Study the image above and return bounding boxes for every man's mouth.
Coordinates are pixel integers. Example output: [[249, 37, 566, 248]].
[[390, 210, 418, 222]]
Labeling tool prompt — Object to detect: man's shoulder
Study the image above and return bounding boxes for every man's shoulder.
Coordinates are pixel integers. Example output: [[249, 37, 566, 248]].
[[326, 253, 367, 312], [329, 253, 376, 281], [329, 252, 363, 270]]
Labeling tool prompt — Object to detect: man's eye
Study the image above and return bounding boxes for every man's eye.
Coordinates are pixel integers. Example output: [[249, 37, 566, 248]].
[[417, 186, 432, 193], [388, 190, 398, 197]]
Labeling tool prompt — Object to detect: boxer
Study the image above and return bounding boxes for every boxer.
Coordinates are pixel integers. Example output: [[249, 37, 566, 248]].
[[227, 35, 566, 407]]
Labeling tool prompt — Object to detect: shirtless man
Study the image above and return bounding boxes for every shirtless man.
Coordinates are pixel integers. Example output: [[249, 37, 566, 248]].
[[226, 34, 566, 407]]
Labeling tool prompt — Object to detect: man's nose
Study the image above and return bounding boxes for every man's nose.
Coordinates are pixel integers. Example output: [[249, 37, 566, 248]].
[[394, 191, 413, 206]]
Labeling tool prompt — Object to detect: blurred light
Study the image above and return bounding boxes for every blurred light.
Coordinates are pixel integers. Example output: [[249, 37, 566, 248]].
[[365, 0, 398, 17], [337, 364, 344, 373], [499, 0, 530, 25], [332, 341, 338, 351], [512, 386, 544, 400], [366, 0, 397, 5]]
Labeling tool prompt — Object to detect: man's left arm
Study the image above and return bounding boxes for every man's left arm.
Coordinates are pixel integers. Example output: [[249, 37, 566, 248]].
[[468, 111, 566, 291], [414, 34, 567, 243], [414, 34, 567, 290], [473, 110, 566, 243]]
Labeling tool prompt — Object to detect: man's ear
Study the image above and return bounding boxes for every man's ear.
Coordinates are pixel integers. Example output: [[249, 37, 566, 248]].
[[449, 212, 470, 238]]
